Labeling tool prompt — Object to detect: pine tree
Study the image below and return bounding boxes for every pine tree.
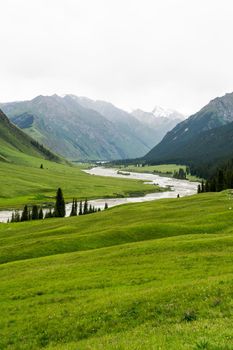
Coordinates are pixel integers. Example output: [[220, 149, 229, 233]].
[[11, 212, 15, 223], [70, 198, 75, 216], [70, 198, 78, 216], [32, 205, 39, 220], [197, 184, 201, 193], [74, 199, 78, 216], [38, 207, 44, 220], [104, 202, 108, 210], [83, 199, 88, 215], [15, 211, 20, 222], [54, 188, 66, 217], [21, 205, 29, 222], [79, 201, 83, 215]]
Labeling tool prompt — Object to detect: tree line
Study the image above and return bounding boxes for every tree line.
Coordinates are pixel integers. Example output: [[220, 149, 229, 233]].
[[10, 188, 108, 223], [173, 167, 189, 180], [197, 160, 233, 193]]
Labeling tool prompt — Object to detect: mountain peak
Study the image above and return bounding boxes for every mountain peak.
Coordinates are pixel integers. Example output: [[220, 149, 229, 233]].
[[152, 106, 185, 120]]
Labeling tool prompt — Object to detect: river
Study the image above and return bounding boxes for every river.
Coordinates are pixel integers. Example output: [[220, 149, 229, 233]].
[[0, 167, 198, 223]]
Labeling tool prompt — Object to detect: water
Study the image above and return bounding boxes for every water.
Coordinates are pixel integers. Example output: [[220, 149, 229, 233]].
[[0, 167, 198, 223]]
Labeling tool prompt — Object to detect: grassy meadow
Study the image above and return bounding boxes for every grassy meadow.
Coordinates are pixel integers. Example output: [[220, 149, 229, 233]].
[[1, 191, 233, 349], [0, 159, 157, 209]]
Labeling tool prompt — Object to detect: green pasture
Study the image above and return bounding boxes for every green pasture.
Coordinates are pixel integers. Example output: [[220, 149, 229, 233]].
[[1, 191, 233, 349]]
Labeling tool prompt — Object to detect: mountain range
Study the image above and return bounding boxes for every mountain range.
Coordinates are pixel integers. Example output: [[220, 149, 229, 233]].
[[144, 92, 233, 173], [0, 95, 184, 161]]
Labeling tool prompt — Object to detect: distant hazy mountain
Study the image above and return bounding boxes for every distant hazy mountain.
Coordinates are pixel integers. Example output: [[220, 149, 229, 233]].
[[75, 96, 184, 149], [0, 109, 61, 164], [71, 95, 157, 149], [1, 95, 156, 161], [144, 92, 233, 166], [131, 106, 185, 145]]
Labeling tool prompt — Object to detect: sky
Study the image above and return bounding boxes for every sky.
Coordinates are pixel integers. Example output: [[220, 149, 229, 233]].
[[1, 0, 233, 115]]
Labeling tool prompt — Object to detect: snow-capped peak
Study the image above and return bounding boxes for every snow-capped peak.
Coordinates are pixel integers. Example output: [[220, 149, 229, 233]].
[[152, 106, 185, 120]]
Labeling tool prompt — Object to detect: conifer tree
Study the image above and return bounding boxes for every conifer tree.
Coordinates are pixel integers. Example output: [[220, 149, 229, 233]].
[[75, 199, 78, 215], [70, 198, 75, 216], [83, 199, 88, 215], [11, 212, 15, 223], [38, 207, 44, 220], [79, 200, 83, 215], [54, 188, 66, 217], [70, 198, 78, 216], [15, 211, 20, 222], [104, 202, 108, 210], [21, 205, 29, 222], [32, 205, 39, 220]]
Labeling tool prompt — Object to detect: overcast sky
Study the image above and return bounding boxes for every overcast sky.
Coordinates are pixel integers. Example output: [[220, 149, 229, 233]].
[[1, 0, 233, 115]]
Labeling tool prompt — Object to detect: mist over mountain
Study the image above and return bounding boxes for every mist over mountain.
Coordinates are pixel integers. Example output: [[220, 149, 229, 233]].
[[1, 95, 183, 161]]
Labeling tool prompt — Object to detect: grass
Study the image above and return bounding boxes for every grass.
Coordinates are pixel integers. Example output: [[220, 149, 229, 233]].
[[0, 159, 157, 209], [118, 164, 200, 181], [1, 191, 233, 349]]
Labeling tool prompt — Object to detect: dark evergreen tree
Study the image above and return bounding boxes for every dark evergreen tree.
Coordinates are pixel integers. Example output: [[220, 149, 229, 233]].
[[11, 212, 15, 223], [83, 199, 88, 215], [104, 202, 108, 210], [32, 205, 39, 220], [201, 180, 205, 193], [216, 169, 224, 192], [15, 211, 20, 222], [54, 188, 66, 217], [197, 184, 201, 194], [70, 198, 78, 216], [79, 201, 83, 215], [70, 198, 75, 216], [38, 207, 44, 220], [75, 199, 78, 215], [21, 205, 29, 222]]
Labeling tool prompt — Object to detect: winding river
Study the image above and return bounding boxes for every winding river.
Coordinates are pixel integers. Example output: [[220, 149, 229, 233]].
[[0, 167, 198, 223]]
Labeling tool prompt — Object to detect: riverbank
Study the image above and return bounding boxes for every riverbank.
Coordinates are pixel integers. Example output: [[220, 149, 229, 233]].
[[115, 164, 201, 182], [0, 161, 156, 210], [0, 166, 198, 223]]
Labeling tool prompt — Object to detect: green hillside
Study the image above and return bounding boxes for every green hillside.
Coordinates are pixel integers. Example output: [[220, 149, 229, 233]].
[[1, 191, 233, 349], [0, 109, 61, 165]]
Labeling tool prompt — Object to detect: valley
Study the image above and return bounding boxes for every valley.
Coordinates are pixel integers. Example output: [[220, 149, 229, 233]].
[[1, 2, 233, 349], [1, 91, 233, 349]]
